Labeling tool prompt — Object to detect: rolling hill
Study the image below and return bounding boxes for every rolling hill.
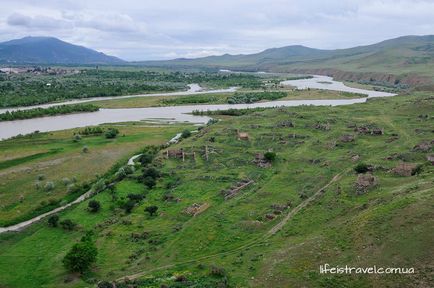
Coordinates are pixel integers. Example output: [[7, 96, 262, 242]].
[[0, 36, 125, 65], [141, 35, 434, 87]]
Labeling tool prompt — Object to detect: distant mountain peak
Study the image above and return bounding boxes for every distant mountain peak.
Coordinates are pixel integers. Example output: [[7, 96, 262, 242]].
[[0, 36, 125, 64]]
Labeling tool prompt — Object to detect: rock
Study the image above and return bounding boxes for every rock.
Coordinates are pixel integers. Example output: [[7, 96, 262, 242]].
[[339, 134, 355, 142], [391, 162, 419, 176], [413, 141, 433, 152], [355, 173, 378, 195]]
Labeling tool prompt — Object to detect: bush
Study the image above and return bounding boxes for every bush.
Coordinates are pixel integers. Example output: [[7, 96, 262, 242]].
[[181, 129, 191, 139], [144, 205, 158, 216], [124, 200, 136, 214], [82, 146, 89, 153], [47, 215, 59, 227], [127, 193, 145, 202], [105, 128, 119, 139], [210, 265, 226, 277], [63, 236, 97, 273], [264, 151, 276, 162], [139, 153, 153, 165], [67, 183, 79, 194], [37, 174, 45, 181], [62, 178, 71, 186], [44, 181, 55, 192], [60, 219, 77, 231], [143, 176, 157, 189], [73, 134, 82, 143], [88, 200, 101, 213], [354, 163, 370, 174]]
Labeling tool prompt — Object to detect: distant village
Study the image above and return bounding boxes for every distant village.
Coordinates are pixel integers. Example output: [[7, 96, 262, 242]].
[[0, 66, 80, 75]]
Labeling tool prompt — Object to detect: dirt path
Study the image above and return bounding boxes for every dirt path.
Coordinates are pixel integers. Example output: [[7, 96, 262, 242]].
[[0, 132, 187, 234], [118, 170, 346, 281]]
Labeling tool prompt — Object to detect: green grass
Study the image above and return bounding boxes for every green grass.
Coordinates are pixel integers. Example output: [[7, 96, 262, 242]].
[[0, 123, 193, 226], [0, 90, 432, 287]]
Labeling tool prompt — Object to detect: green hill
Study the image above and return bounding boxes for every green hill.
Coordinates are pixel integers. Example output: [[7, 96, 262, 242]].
[[1, 91, 432, 287], [141, 35, 434, 87]]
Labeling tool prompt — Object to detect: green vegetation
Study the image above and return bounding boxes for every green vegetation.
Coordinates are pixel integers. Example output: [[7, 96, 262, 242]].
[[227, 91, 286, 104], [0, 89, 432, 287], [63, 233, 98, 274], [0, 70, 262, 107], [0, 104, 99, 121], [0, 123, 192, 226]]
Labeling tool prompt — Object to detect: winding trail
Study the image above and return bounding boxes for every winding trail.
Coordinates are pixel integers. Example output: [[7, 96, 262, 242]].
[[0, 133, 183, 234], [117, 170, 347, 281]]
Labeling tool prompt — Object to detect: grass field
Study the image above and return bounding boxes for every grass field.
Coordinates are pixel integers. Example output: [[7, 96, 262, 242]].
[[0, 90, 432, 287], [0, 123, 192, 226]]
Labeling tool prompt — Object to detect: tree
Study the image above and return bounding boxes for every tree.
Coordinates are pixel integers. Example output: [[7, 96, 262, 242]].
[[63, 237, 97, 273], [88, 200, 101, 213], [145, 205, 158, 216], [47, 215, 59, 227], [143, 176, 156, 189], [60, 219, 77, 231], [181, 129, 191, 139]]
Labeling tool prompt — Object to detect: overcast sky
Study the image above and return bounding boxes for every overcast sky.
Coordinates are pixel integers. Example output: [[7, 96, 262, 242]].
[[1, 0, 434, 60]]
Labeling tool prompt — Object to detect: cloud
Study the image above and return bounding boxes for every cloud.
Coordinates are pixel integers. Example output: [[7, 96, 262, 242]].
[[1, 0, 434, 60], [7, 13, 72, 29]]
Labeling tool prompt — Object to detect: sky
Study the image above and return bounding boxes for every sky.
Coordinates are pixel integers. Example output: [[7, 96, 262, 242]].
[[1, 0, 434, 61]]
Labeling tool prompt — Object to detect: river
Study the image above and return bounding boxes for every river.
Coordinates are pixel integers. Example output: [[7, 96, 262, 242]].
[[0, 76, 396, 140]]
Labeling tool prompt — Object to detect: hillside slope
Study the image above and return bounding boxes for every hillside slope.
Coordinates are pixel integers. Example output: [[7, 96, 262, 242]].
[[0, 36, 125, 64], [142, 35, 434, 86], [0, 92, 432, 287]]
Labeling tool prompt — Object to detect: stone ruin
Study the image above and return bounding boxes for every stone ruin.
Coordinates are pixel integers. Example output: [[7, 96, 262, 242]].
[[391, 162, 419, 176], [220, 179, 254, 200], [355, 173, 378, 195]]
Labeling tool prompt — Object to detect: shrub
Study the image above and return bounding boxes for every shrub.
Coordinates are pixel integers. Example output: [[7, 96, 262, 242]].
[[62, 178, 71, 186], [139, 153, 154, 165], [127, 193, 145, 202], [210, 265, 226, 277], [47, 215, 59, 227], [124, 200, 136, 214], [35, 181, 42, 190], [264, 151, 276, 162], [60, 219, 77, 231], [88, 200, 101, 213], [181, 129, 191, 139], [82, 146, 89, 153], [37, 174, 45, 181], [73, 134, 82, 143], [44, 181, 55, 192], [63, 236, 97, 273], [97, 281, 113, 288], [143, 176, 156, 189], [354, 163, 370, 174], [144, 205, 158, 216], [67, 183, 79, 194], [105, 128, 119, 139]]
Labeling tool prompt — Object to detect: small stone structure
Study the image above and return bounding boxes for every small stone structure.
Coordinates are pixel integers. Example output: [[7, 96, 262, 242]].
[[221, 179, 254, 200]]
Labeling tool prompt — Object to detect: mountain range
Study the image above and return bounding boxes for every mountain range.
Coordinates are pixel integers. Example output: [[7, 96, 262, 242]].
[[1, 35, 433, 86], [0, 36, 125, 64]]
